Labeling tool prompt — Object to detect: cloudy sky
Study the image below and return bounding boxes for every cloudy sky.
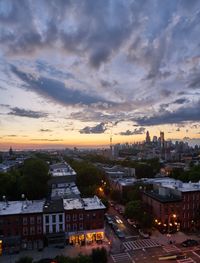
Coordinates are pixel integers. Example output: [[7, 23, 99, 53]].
[[0, 0, 200, 149]]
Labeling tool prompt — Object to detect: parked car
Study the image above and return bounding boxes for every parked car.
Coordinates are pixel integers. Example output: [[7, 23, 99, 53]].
[[181, 239, 198, 247], [105, 213, 113, 224], [115, 229, 125, 238]]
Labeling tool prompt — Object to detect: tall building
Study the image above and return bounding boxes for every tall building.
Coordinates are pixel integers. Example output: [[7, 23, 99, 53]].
[[146, 131, 151, 143], [152, 136, 157, 143], [160, 131, 165, 148]]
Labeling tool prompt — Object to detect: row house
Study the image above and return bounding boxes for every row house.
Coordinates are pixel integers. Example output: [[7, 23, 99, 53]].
[[142, 179, 200, 232], [63, 196, 105, 245], [0, 196, 105, 254], [0, 200, 44, 254], [43, 199, 65, 245]]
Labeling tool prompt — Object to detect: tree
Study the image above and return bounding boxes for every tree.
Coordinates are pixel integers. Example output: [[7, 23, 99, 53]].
[[15, 256, 33, 263], [68, 160, 105, 197], [125, 200, 143, 220], [91, 247, 107, 263], [21, 158, 50, 199], [110, 189, 121, 202]]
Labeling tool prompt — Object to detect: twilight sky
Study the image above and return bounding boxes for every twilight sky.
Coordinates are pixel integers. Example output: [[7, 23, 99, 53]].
[[0, 0, 200, 149]]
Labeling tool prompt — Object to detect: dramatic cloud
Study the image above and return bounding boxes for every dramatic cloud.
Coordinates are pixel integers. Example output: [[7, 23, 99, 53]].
[[8, 107, 47, 118], [135, 102, 200, 126], [0, 0, 200, 147], [119, 127, 146, 136], [11, 65, 113, 106], [79, 122, 107, 134]]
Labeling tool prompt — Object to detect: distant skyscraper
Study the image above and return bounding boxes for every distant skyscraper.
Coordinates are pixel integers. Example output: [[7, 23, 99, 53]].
[[146, 131, 151, 143], [153, 136, 157, 143], [160, 131, 165, 148]]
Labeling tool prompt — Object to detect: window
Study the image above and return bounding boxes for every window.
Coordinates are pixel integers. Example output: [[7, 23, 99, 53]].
[[52, 215, 56, 223], [23, 227, 28, 236], [73, 214, 77, 221], [73, 223, 77, 231], [30, 217, 35, 225], [59, 224, 63, 231], [52, 224, 56, 233], [30, 226, 35, 235], [23, 217, 27, 225], [37, 226, 42, 234], [79, 214, 83, 220], [66, 224, 71, 231], [79, 223, 83, 230], [37, 216, 41, 224], [66, 214, 71, 222], [92, 213, 96, 218], [45, 215, 49, 224], [45, 225, 49, 233], [59, 214, 63, 222]]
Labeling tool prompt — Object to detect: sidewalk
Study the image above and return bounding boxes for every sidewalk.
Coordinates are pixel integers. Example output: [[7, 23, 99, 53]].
[[150, 229, 200, 245]]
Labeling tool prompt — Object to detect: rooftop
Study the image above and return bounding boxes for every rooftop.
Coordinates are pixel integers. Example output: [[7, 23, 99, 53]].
[[0, 200, 45, 216], [144, 191, 182, 203], [50, 162, 76, 177], [51, 182, 80, 199], [43, 199, 64, 213], [63, 196, 105, 211]]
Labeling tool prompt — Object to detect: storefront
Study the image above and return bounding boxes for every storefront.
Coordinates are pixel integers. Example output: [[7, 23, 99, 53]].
[[69, 233, 85, 245], [85, 230, 104, 244], [67, 230, 104, 245]]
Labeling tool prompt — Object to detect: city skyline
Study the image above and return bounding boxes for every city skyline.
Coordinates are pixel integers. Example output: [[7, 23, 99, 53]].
[[0, 0, 200, 150]]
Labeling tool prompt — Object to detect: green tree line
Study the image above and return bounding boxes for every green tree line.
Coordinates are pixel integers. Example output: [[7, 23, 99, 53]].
[[0, 158, 50, 200]]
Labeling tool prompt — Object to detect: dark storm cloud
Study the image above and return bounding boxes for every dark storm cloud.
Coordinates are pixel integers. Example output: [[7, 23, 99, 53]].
[[8, 107, 47, 118], [11, 65, 112, 106], [135, 102, 200, 126], [119, 127, 145, 136], [79, 122, 107, 134]]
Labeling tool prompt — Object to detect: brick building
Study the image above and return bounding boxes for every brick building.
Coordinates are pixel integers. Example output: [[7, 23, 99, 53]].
[[0, 200, 44, 254], [64, 196, 105, 245], [142, 179, 200, 232]]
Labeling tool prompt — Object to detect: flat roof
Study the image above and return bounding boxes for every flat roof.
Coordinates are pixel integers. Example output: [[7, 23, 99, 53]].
[[63, 196, 105, 211], [0, 200, 45, 216], [144, 191, 182, 203], [50, 162, 76, 177]]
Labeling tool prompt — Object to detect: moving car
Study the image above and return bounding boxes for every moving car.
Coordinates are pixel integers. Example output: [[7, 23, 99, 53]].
[[181, 239, 198, 247], [115, 215, 123, 224]]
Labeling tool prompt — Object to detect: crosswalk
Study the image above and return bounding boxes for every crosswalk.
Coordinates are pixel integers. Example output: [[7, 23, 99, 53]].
[[177, 257, 196, 263], [111, 252, 134, 263], [123, 238, 160, 251], [163, 244, 181, 253]]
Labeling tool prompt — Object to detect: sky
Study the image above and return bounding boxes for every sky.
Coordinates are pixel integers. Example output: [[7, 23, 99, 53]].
[[0, 0, 200, 150]]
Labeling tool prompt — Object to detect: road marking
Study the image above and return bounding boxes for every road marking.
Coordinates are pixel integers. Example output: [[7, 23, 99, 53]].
[[192, 251, 200, 258], [163, 244, 181, 253], [177, 257, 196, 263], [111, 252, 132, 263]]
